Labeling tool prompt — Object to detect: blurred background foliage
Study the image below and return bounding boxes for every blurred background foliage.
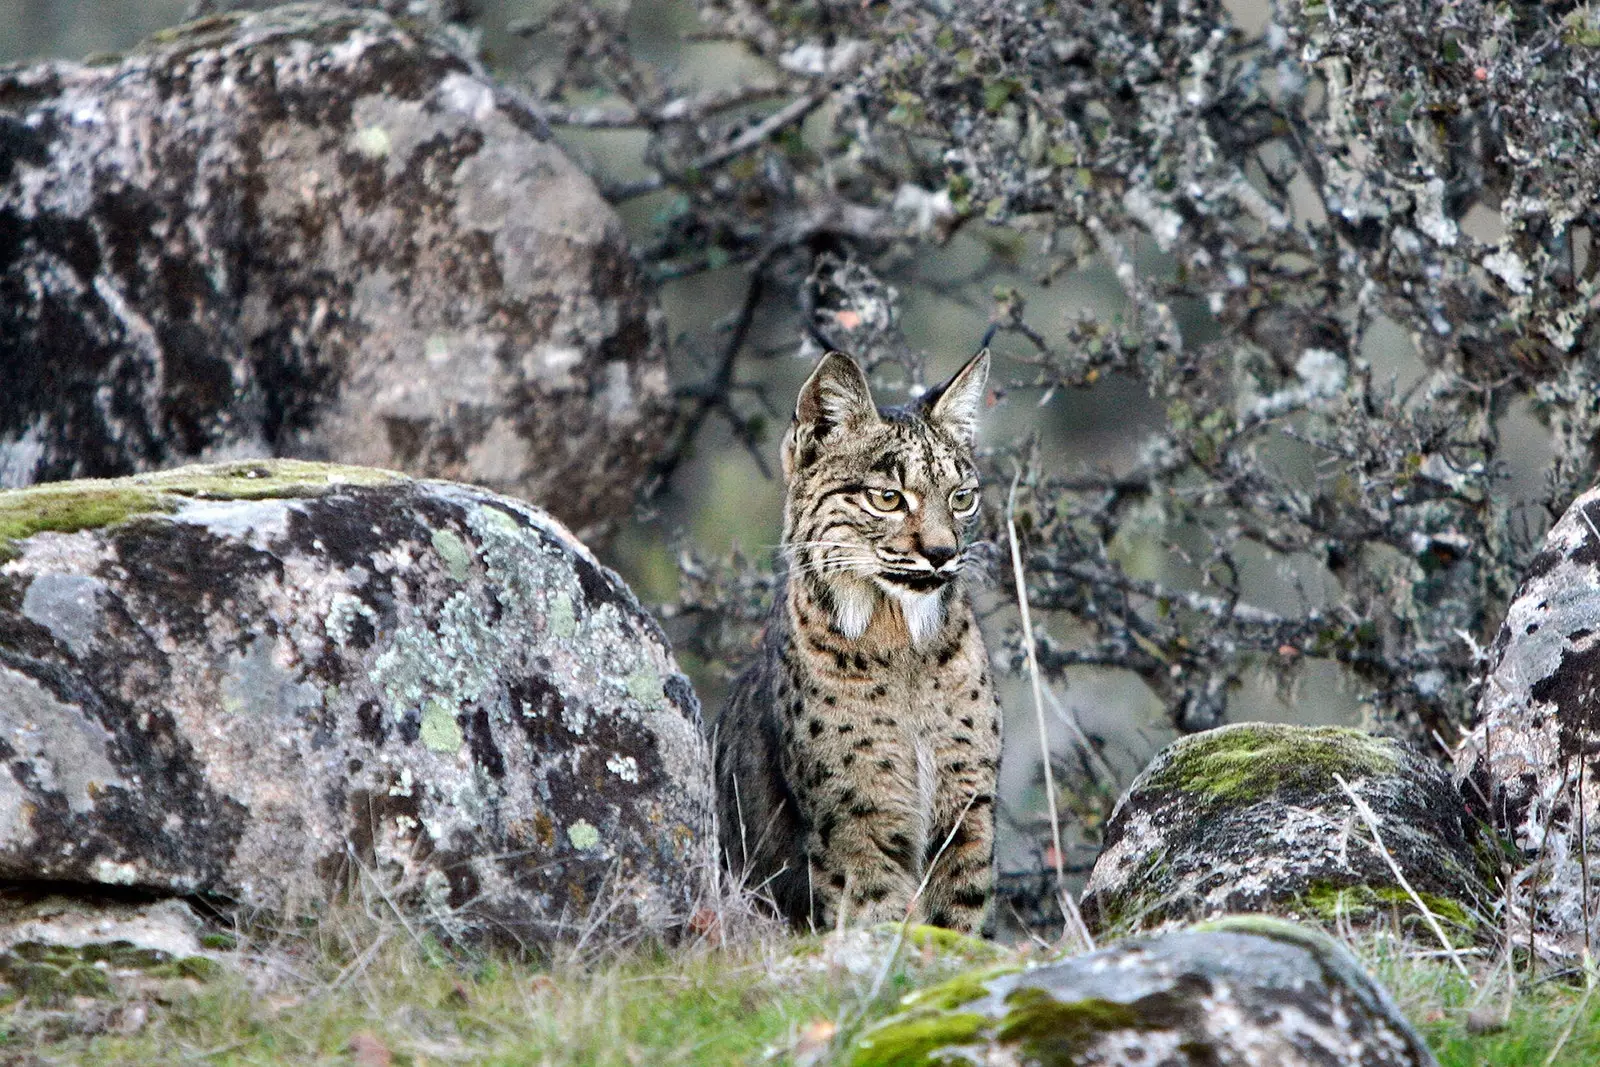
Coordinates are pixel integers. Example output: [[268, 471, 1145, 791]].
[[8, 0, 1598, 912]]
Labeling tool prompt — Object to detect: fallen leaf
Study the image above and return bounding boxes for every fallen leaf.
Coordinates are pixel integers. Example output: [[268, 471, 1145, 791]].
[[348, 1030, 393, 1067], [688, 907, 722, 939], [792, 1017, 838, 1065]]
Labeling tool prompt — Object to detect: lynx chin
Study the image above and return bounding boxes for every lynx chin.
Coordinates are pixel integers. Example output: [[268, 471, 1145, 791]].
[[712, 348, 1001, 933]]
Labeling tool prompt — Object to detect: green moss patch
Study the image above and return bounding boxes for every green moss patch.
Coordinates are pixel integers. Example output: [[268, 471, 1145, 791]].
[[847, 1010, 986, 1067], [997, 987, 1148, 1063], [0, 460, 404, 555], [900, 962, 1021, 1013], [852, 980, 1164, 1067], [121, 459, 401, 501], [1295, 882, 1475, 939], [898, 924, 1008, 964], [0, 941, 217, 1008], [0, 486, 175, 551], [1142, 723, 1399, 810], [1196, 913, 1354, 952]]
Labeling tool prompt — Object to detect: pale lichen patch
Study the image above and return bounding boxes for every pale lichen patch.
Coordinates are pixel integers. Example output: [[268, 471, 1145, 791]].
[[430, 528, 473, 582], [0, 667, 123, 817], [350, 124, 391, 159], [548, 593, 577, 639], [91, 859, 140, 886], [567, 820, 601, 851], [20, 573, 106, 660], [325, 592, 375, 646], [606, 754, 640, 782], [625, 667, 664, 708], [420, 699, 465, 754]]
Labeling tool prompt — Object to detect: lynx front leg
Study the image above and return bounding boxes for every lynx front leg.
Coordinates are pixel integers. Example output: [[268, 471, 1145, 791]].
[[796, 745, 929, 930], [921, 731, 999, 934], [919, 790, 995, 933]]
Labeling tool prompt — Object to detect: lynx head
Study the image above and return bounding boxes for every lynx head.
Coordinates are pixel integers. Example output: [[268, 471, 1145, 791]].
[[780, 348, 989, 649]]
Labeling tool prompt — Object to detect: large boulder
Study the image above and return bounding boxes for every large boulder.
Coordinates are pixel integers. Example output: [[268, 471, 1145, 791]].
[[848, 917, 1437, 1066], [0, 460, 713, 945], [0, 6, 669, 539], [1081, 723, 1488, 939], [1457, 483, 1600, 956]]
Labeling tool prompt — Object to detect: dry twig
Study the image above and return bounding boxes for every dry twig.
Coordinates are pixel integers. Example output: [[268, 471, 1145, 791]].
[[1010, 472, 1094, 952]]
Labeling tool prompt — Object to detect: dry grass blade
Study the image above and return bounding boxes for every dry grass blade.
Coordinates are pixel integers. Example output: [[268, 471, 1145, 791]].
[[1008, 472, 1094, 953], [1333, 772, 1474, 986], [1541, 954, 1597, 1066]]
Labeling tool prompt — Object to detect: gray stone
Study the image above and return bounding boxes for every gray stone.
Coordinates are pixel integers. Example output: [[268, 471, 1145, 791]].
[[0, 5, 670, 540], [1457, 483, 1600, 957], [0, 460, 714, 946], [848, 917, 1437, 1067], [1082, 723, 1488, 938]]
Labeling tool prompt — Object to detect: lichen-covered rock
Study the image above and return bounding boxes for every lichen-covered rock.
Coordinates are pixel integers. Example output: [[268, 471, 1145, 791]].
[[0, 6, 669, 539], [1457, 484, 1600, 956], [849, 916, 1436, 1067], [0, 460, 712, 945], [1081, 723, 1487, 938]]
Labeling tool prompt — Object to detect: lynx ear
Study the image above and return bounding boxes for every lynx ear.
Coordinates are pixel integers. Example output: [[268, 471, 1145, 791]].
[[783, 351, 880, 478], [796, 351, 879, 432], [925, 348, 990, 446]]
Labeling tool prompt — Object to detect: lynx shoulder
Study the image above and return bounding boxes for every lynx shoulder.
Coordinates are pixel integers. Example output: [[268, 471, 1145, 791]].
[[712, 349, 1001, 933]]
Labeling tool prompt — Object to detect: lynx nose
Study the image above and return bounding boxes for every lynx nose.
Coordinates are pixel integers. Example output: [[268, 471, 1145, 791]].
[[922, 544, 959, 570]]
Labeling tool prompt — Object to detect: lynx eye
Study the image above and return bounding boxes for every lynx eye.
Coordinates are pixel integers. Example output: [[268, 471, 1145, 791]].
[[863, 488, 905, 513], [949, 487, 979, 514]]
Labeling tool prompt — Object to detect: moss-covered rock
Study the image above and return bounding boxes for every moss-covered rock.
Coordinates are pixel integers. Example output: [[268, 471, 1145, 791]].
[[0, 894, 219, 1009], [1081, 723, 1487, 938], [849, 918, 1436, 1066], [0, 461, 713, 946], [1457, 483, 1600, 958], [0, 5, 669, 540], [1138, 722, 1397, 808]]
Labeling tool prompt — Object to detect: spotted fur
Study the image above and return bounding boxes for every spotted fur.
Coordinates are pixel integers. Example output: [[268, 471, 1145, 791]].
[[712, 349, 1001, 933]]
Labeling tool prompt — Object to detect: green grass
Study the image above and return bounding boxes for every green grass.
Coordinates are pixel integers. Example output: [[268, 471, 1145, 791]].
[[31, 942, 841, 1064], [9, 911, 1600, 1065], [1365, 935, 1600, 1067], [5, 906, 999, 1066]]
